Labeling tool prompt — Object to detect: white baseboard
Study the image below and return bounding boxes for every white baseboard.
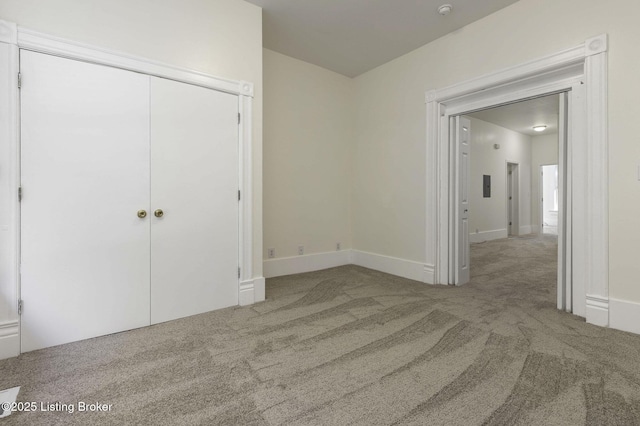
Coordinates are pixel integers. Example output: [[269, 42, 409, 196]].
[[253, 277, 265, 302], [0, 321, 19, 360], [609, 297, 640, 335], [351, 250, 427, 283], [263, 250, 351, 278], [263, 249, 436, 285], [469, 228, 507, 243], [238, 277, 266, 306], [423, 265, 435, 284], [585, 294, 609, 327], [519, 225, 533, 235]]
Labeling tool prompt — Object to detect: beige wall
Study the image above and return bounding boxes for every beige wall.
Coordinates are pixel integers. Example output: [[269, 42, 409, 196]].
[[352, 0, 640, 303], [0, 0, 264, 276], [468, 117, 532, 238], [531, 133, 559, 232], [263, 49, 352, 258]]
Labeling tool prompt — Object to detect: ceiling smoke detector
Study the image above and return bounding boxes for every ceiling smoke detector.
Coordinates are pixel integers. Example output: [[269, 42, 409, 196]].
[[438, 4, 453, 16]]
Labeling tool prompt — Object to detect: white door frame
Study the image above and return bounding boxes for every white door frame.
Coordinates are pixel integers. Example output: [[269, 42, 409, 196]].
[[426, 34, 608, 327], [0, 20, 263, 359]]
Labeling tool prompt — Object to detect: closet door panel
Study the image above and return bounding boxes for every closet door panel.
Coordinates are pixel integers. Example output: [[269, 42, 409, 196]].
[[150, 77, 239, 324], [20, 51, 151, 352]]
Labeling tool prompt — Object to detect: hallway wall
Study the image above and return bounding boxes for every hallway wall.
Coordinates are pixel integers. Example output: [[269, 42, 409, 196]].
[[468, 117, 532, 242]]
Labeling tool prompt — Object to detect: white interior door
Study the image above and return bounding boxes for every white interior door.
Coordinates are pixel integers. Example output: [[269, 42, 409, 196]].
[[507, 165, 513, 235], [507, 163, 519, 236], [558, 92, 569, 311], [20, 51, 151, 352], [455, 116, 471, 285], [150, 77, 239, 324]]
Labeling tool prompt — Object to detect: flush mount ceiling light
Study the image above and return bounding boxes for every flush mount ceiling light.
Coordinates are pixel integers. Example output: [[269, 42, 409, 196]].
[[438, 4, 453, 16], [533, 125, 547, 132]]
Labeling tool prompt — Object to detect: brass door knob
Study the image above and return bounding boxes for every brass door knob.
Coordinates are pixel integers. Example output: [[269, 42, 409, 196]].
[[137, 210, 147, 219], [154, 209, 164, 218]]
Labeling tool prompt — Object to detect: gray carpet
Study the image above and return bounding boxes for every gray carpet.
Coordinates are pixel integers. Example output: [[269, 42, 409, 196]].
[[2, 235, 640, 425]]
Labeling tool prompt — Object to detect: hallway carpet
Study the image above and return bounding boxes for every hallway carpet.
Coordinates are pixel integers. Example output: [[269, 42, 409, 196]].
[[2, 235, 640, 425]]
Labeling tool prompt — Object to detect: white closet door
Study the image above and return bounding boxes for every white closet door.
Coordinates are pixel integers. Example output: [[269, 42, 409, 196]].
[[150, 77, 239, 324], [20, 51, 151, 351]]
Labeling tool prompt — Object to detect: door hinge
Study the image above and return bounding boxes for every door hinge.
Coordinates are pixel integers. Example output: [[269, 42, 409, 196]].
[[18, 186, 22, 202], [238, 190, 241, 201], [18, 299, 23, 315], [238, 267, 241, 279], [238, 113, 241, 124], [17, 73, 22, 89]]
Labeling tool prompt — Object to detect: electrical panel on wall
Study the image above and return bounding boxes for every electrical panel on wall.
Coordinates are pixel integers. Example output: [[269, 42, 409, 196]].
[[483, 175, 491, 198]]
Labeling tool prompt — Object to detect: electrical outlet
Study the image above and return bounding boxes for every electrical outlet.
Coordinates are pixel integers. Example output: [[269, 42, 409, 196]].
[[267, 248, 275, 259], [336, 242, 341, 251], [298, 245, 304, 255]]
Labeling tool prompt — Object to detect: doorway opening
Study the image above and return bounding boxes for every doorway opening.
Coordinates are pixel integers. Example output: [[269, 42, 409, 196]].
[[453, 91, 570, 311], [456, 94, 561, 309], [429, 35, 609, 324]]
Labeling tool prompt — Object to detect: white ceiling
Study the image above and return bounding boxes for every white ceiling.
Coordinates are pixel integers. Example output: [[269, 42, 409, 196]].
[[467, 95, 560, 136], [246, 0, 522, 77]]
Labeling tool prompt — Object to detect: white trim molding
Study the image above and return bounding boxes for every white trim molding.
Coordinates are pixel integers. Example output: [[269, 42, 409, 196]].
[[351, 250, 429, 284], [586, 295, 609, 327], [0, 321, 19, 360], [431, 44, 586, 105], [585, 34, 608, 56], [426, 34, 609, 327], [469, 229, 508, 243], [264, 250, 352, 278], [584, 34, 609, 326], [239, 277, 266, 306], [17, 27, 253, 97], [609, 298, 640, 335], [238, 94, 256, 294], [254, 277, 266, 303], [0, 20, 20, 360], [239, 81, 254, 98], [423, 265, 435, 285], [264, 250, 437, 285]]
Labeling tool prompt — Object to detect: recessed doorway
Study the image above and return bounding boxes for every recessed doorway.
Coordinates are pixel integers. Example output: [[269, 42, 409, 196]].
[[428, 35, 609, 324], [458, 94, 561, 310]]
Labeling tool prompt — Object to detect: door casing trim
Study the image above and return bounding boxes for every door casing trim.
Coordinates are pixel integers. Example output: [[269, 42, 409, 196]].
[[425, 34, 608, 326]]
